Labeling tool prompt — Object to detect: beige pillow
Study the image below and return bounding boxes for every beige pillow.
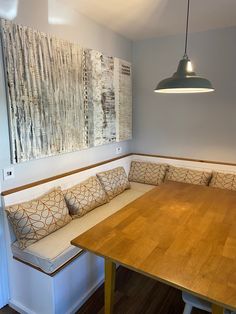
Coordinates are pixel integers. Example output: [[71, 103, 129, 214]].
[[166, 166, 211, 186], [64, 176, 108, 218], [6, 188, 72, 250], [96, 167, 130, 200], [128, 160, 168, 185], [209, 172, 236, 191]]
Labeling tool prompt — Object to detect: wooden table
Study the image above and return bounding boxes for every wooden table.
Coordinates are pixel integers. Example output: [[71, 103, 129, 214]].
[[71, 181, 236, 314]]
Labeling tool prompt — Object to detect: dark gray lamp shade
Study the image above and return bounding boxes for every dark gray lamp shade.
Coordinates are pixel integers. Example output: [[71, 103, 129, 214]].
[[155, 58, 214, 94]]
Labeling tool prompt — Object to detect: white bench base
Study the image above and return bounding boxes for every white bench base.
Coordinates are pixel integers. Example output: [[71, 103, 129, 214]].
[[9, 251, 104, 314]]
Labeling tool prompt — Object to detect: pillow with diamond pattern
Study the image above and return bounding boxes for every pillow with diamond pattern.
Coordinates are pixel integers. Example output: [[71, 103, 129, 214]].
[[6, 188, 72, 250], [128, 160, 168, 185], [166, 165, 211, 186], [96, 167, 130, 200], [64, 176, 108, 218], [209, 171, 236, 191]]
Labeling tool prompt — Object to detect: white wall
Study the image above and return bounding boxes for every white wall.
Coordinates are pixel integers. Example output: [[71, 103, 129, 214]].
[[0, 0, 132, 192], [0, 0, 132, 307], [132, 26, 236, 163]]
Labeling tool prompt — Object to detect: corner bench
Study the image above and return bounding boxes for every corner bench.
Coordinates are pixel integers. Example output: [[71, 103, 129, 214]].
[[3, 153, 236, 314]]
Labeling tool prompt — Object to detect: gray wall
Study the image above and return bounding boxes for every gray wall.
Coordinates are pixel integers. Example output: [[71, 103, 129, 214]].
[[0, 0, 132, 191], [132, 26, 236, 163]]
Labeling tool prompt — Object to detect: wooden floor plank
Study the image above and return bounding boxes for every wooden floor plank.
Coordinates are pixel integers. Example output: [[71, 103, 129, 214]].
[[0, 307, 17, 314]]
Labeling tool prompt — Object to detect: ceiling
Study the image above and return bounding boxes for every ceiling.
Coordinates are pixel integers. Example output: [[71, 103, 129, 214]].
[[60, 0, 236, 40]]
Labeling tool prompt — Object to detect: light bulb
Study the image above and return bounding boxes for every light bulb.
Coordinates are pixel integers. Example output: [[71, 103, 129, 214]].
[[186, 61, 193, 72]]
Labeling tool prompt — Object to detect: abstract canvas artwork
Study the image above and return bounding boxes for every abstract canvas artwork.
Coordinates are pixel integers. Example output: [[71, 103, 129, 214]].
[[1, 19, 132, 163]]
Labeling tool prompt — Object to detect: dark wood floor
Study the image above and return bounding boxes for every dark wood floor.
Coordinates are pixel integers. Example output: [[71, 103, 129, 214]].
[[0, 266, 207, 314], [0, 307, 16, 314]]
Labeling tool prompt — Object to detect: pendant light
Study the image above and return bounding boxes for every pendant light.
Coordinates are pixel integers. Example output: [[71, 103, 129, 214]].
[[154, 0, 214, 94]]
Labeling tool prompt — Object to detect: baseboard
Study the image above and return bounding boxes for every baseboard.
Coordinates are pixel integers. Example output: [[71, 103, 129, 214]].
[[9, 299, 36, 314]]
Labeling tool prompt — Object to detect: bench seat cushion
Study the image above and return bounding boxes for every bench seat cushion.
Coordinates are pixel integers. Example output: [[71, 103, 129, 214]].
[[12, 182, 154, 274]]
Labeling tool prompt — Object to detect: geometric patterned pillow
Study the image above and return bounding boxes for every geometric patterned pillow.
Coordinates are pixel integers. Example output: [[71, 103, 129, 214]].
[[63, 176, 108, 218], [96, 167, 130, 200], [128, 161, 168, 185], [166, 166, 212, 186], [6, 188, 72, 250], [209, 172, 236, 191]]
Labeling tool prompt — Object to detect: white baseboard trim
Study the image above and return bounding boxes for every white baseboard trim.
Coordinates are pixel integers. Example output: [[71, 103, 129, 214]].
[[9, 299, 36, 314]]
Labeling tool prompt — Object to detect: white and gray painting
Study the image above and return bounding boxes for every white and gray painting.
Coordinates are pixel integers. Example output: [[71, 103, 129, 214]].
[[1, 19, 132, 163]]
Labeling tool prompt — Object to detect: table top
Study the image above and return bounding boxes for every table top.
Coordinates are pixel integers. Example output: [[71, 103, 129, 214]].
[[71, 181, 236, 311]]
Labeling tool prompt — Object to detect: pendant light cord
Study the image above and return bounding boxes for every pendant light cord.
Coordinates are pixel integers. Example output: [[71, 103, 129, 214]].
[[184, 0, 190, 58]]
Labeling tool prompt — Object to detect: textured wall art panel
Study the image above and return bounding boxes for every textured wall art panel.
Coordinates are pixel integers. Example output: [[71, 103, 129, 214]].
[[1, 19, 132, 163], [116, 59, 132, 142]]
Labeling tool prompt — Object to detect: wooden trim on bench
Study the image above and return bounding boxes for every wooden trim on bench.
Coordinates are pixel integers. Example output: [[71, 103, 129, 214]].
[[13, 250, 85, 277], [133, 153, 236, 167], [1, 153, 132, 196], [2, 152, 236, 197]]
